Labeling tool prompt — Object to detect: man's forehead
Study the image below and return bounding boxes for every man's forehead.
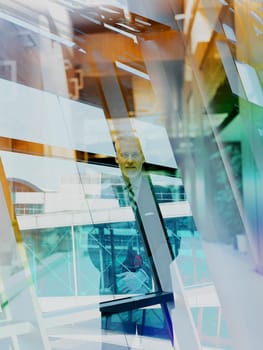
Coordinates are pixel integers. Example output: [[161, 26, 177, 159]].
[[116, 137, 141, 152], [119, 142, 139, 151]]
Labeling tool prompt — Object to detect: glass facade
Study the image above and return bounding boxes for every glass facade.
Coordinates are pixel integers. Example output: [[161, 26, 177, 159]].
[[0, 1, 262, 350]]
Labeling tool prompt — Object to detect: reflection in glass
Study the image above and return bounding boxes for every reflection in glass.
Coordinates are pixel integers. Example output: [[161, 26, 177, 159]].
[[22, 227, 74, 297], [84, 222, 154, 296], [102, 307, 172, 339], [5, 152, 157, 299]]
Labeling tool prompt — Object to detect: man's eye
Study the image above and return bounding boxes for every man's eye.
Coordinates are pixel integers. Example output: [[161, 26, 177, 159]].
[[120, 152, 141, 159], [132, 152, 140, 159], [121, 152, 129, 158]]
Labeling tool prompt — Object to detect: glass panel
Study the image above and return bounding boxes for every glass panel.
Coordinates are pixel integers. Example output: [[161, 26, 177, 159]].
[[2, 1, 262, 349], [2, 150, 158, 301], [110, 222, 153, 295], [22, 227, 74, 297], [135, 119, 177, 168], [149, 171, 231, 348], [191, 307, 232, 349], [75, 224, 101, 296], [1, 147, 171, 350], [0, 79, 114, 156], [0, 339, 12, 350], [76, 221, 155, 297], [102, 305, 172, 340], [149, 173, 190, 260], [59, 97, 115, 155]]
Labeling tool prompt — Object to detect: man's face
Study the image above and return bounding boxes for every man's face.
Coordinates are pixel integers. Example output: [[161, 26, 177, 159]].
[[116, 141, 144, 180]]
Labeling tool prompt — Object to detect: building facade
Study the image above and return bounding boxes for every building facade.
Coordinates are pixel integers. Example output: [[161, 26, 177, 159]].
[[0, 1, 262, 349]]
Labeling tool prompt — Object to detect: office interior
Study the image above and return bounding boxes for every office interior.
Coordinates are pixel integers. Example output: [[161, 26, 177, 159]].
[[0, 1, 262, 349]]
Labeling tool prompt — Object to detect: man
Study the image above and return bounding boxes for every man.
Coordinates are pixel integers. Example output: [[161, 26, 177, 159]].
[[115, 135, 144, 183], [114, 135, 151, 294], [114, 134, 145, 208]]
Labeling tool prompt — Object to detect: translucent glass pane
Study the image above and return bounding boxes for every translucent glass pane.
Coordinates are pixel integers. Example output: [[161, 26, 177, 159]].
[[74, 225, 101, 296], [22, 227, 74, 297], [135, 119, 177, 168], [0, 338, 12, 350], [2, 150, 158, 300], [110, 222, 153, 295], [59, 97, 115, 155], [102, 306, 172, 340], [201, 307, 218, 337], [76, 221, 155, 297], [0, 79, 114, 156], [0, 79, 69, 146], [235, 61, 263, 107]]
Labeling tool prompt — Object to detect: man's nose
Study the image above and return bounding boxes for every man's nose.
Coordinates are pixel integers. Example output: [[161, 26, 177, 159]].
[[126, 154, 134, 163]]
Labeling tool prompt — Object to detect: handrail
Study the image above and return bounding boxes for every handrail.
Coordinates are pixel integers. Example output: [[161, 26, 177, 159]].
[[100, 291, 174, 316]]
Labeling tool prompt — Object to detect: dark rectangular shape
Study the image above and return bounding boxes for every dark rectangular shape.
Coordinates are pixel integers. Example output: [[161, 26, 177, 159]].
[[100, 292, 174, 315]]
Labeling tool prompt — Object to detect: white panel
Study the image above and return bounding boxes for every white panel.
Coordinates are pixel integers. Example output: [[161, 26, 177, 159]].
[[0, 79, 69, 147], [0, 79, 114, 155], [235, 61, 263, 107], [59, 97, 115, 155], [0, 151, 78, 191], [135, 119, 177, 168], [36, 213, 75, 228], [17, 201, 192, 229], [15, 192, 45, 204], [160, 201, 192, 218], [222, 23, 237, 42]]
